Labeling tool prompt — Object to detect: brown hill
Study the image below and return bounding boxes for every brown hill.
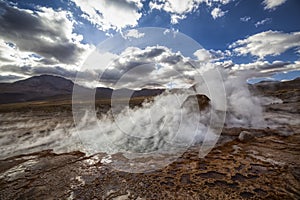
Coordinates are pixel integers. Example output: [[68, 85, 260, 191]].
[[0, 75, 165, 104]]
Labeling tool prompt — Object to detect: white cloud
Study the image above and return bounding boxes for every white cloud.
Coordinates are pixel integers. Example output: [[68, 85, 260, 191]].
[[200, 0, 231, 7], [255, 18, 271, 27], [124, 29, 145, 39], [229, 30, 300, 59], [152, 0, 197, 14], [214, 60, 300, 83], [284, 61, 300, 71], [149, 0, 199, 24], [149, 1, 164, 10], [211, 7, 226, 19], [231, 60, 290, 72], [194, 49, 213, 62], [83, 50, 118, 71], [163, 29, 171, 35], [170, 14, 187, 24], [214, 60, 234, 68], [149, 0, 231, 24], [216, 60, 300, 76], [215, 0, 231, 4], [194, 49, 231, 62], [71, 0, 144, 31], [240, 16, 251, 22], [162, 28, 179, 38], [262, 0, 287, 10]]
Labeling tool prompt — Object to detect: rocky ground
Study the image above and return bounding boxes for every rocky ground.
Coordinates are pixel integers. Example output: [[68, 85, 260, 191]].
[[0, 132, 299, 200], [0, 80, 299, 199]]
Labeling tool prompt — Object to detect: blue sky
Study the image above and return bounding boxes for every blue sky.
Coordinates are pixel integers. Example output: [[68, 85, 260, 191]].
[[0, 0, 299, 85]]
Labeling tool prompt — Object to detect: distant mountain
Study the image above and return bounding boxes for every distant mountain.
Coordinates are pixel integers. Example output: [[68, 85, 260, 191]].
[[132, 88, 165, 98], [251, 77, 300, 92], [0, 75, 165, 104], [0, 75, 75, 104], [250, 77, 300, 103]]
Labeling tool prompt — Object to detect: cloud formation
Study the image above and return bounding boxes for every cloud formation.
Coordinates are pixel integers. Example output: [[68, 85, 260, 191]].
[[0, 74, 24, 82], [194, 49, 212, 62], [262, 0, 287, 10], [231, 60, 290, 72], [124, 29, 145, 39], [0, 1, 298, 85], [0, 2, 94, 82], [98, 45, 200, 88], [240, 16, 251, 22], [216, 59, 300, 78], [229, 30, 300, 59], [0, 64, 76, 78], [194, 48, 231, 62], [211, 7, 226, 19], [149, 0, 231, 24], [0, 2, 91, 65], [255, 18, 271, 27], [71, 0, 143, 31], [92, 45, 231, 89]]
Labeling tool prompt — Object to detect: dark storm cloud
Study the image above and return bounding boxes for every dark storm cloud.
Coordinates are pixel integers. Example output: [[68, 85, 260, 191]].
[[135, 48, 166, 59], [0, 64, 75, 78], [97, 46, 197, 88], [0, 1, 88, 65], [259, 61, 290, 70], [33, 66, 78, 78], [0, 64, 100, 82], [0, 74, 24, 82], [161, 54, 184, 65], [0, 64, 80, 79], [0, 65, 31, 74], [104, 62, 156, 84], [111, 46, 194, 72]]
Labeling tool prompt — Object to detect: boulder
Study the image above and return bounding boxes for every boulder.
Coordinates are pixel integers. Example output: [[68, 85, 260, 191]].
[[238, 131, 255, 142], [181, 94, 210, 111]]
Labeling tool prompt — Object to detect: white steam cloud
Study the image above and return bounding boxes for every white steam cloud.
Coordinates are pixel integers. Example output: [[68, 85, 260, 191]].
[[0, 65, 272, 161], [72, 65, 267, 159]]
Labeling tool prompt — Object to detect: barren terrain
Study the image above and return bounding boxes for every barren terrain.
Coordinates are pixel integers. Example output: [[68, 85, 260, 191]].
[[0, 78, 299, 199]]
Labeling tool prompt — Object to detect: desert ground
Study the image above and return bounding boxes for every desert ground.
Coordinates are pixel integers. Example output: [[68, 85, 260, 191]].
[[0, 78, 299, 200]]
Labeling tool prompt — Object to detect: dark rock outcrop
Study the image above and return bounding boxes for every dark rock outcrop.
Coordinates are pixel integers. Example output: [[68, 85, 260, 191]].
[[181, 94, 210, 111]]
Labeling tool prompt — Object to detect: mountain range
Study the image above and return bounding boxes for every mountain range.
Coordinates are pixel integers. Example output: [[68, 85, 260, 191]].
[[0, 74, 299, 105], [0, 75, 164, 104]]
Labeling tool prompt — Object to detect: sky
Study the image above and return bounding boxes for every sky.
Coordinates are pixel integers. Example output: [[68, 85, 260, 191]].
[[0, 0, 299, 87]]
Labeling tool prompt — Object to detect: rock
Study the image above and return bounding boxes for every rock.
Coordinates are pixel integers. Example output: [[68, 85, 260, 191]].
[[238, 131, 255, 142], [181, 94, 210, 111]]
